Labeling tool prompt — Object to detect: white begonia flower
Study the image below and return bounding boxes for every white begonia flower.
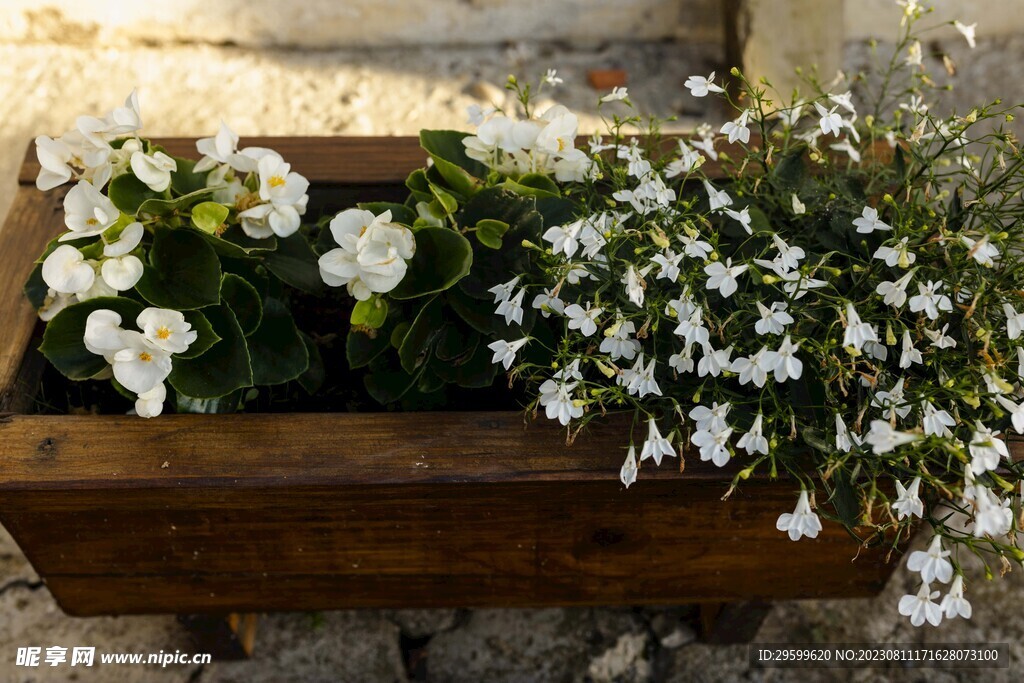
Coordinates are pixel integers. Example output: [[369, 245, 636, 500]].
[[702, 179, 732, 212], [737, 413, 769, 456], [136, 308, 198, 354], [689, 402, 730, 433], [835, 414, 861, 453], [76, 267, 118, 301], [130, 150, 177, 192], [865, 420, 919, 455], [318, 209, 416, 300], [542, 219, 582, 258], [842, 303, 878, 350], [1003, 303, 1024, 340], [731, 346, 773, 388], [102, 221, 144, 257], [692, 426, 733, 467], [112, 331, 172, 395], [908, 536, 953, 585], [899, 583, 943, 627], [535, 110, 579, 156], [776, 490, 822, 541], [764, 335, 802, 382], [852, 206, 892, 234], [954, 20, 977, 49], [100, 254, 144, 291], [135, 382, 166, 419], [696, 343, 732, 378], [600, 87, 629, 103], [960, 235, 999, 266], [620, 444, 638, 488], [755, 301, 794, 335], [83, 309, 126, 358], [892, 476, 924, 520], [488, 337, 528, 371], [874, 237, 915, 268], [194, 121, 241, 173], [684, 72, 724, 97], [704, 258, 747, 298], [257, 154, 309, 207], [42, 244, 95, 295], [921, 401, 955, 438], [34, 135, 75, 191], [724, 207, 752, 235], [599, 318, 639, 361], [908, 280, 952, 320], [720, 109, 751, 145], [495, 287, 525, 326], [38, 290, 76, 322], [640, 418, 675, 466], [876, 271, 913, 308], [968, 422, 1008, 475], [813, 102, 843, 137], [565, 303, 603, 337], [62, 180, 119, 241], [940, 576, 971, 620], [899, 330, 923, 369], [539, 379, 582, 425]]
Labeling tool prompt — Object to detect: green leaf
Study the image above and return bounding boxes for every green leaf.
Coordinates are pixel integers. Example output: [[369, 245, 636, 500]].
[[108, 174, 160, 214], [419, 130, 487, 197], [168, 304, 253, 399], [405, 168, 434, 204], [135, 227, 222, 310], [435, 325, 479, 365], [830, 469, 860, 529], [176, 390, 243, 414], [430, 183, 459, 215], [170, 157, 210, 195], [191, 201, 230, 234], [347, 328, 390, 369], [202, 226, 278, 259], [364, 367, 422, 404], [263, 232, 324, 293], [447, 287, 495, 335], [398, 296, 442, 374], [138, 187, 216, 217], [40, 297, 144, 380], [245, 297, 309, 386], [351, 296, 389, 329], [773, 146, 808, 190], [175, 309, 220, 359], [503, 174, 560, 198], [357, 202, 417, 226], [389, 228, 473, 300], [475, 219, 509, 249], [23, 262, 47, 309], [219, 273, 263, 336], [297, 332, 325, 395]]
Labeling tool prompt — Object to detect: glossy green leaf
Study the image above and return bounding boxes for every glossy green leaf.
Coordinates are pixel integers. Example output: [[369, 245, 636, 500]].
[[170, 157, 210, 195], [389, 228, 473, 300], [246, 297, 309, 386], [419, 130, 486, 197], [202, 225, 278, 259], [135, 227, 222, 310], [219, 273, 263, 336], [364, 367, 422, 404], [191, 201, 230, 234], [108, 173, 160, 215], [138, 187, 216, 216], [39, 297, 144, 380], [475, 219, 509, 249], [347, 327, 391, 369], [297, 332, 325, 395], [398, 296, 442, 374], [168, 303, 252, 399], [175, 309, 221, 359], [263, 232, 324, 293]]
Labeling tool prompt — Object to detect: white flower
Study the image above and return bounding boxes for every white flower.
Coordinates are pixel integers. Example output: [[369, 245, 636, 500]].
[[488, 337, 529, 370], [995, 395, 1024, 434], [842, 303, 877, 350], [1004, 303, 1024, 340], [62, 180, 119, 241], [112, 331, 172, 394], [954, 20, 977, 49], [940, 576, 972, 620], [835, 414, 861, 453], [619, 265, 645, 307], [702, 179, 732, 212], [967, 484, 1013, 538], [852, 206, 892, 234], [829, 90, 856, 115], [600, 87, 629, 103], [723, 207, 752, 235], [34, 135, 75, 191], [684, 72, 724, 97], [892, 476, 924, 520], [731, 346, 772, 388], [665, 140, 703, 177], [651, 250, 683, 282], [130, 150, 177, 192], [961, 235, 999, 266], [100, 254, 144, 291], [135, 383, 166, 419], [488, 276, 520, 303], [42, 244, 95, 295], [696, 343, 732, 378], [720, 109, 751, 144], [465, 104, 495, 127], [692, 426, 733, 467], [565, 303, 603, 337], [968, 422, 1008, 475], [542, 219, 582, 258], [102, 221, 144, 257], [874, 237, 915, 268], [906, 40, 923, 67], [899, 330, 923, 369], [776, 490, 822, 541], [194, 121, 241, 172], [737, 413, 769, 455], [770, 234, 805, 272], [626, 354, 661, 397], [876, 271, 913, 308], [755, 301, 794, 335], [778, 103, 804, 129], [539, 379, 582, 425], [318, 209, 416, 300], [83, 309, 126, 358], [898, 583, 943, 627], [791, 194, 806, 215], [688, 404, 730, 438], [38, 290, 76, 322], [830, 139, 861, 162], [813, 102, 843, 137], [704, 258, 747, 298], [599, 318, 639, 361], [532, 288, 565, 318], [136, 308, 197, 354], [495, 288, 526, 326], [542, 68, 563, 86], [924, 323, 957, 349], [765, 335, 802, 382], [620, 445, 638, 488], [922, 401, 955, 438], [679, 232, 713, 259], [640, 418, 675, 465], [873, 378, 912, 420], [908, 280, 952, 320], [865, 420, 919, 454], [908, 536, 953, 584]]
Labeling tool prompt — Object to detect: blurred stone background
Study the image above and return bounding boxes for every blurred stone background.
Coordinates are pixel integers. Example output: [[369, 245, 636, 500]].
[[1, 1, 1023, 681]]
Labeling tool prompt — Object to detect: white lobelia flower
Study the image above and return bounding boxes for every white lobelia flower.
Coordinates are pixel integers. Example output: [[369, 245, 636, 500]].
[[940, 576, 972, 620], [538, 379, 583, 425], [488, 276, 520, 304], [689, 402, 730, 432], [565, 303, 603, 337], [924, 323, 957, 349], [669, 345, 695, 374], [967, 485, 1013, 538], [908, 536, 953, 584], [100, 253, 144, 291], [600, 87, 629, 103], [625, 354, 661, 398], [665, 140, 703, 177], [954, 20, 977, 49], [813, 102, 843, 137], [622, 265, 645, 307], [542, 219, 582, 258], [135, 382, 166, 419], [723, 207, 752, 235], [899, 583, 943, 627], [906, 40, 923, 66], [620, 444, 639, 488], [899, 330, 923, 369], [62, 180, 119, 241], [737, 413, 769, 455], [835, 414, 861, 453], [130, 150, 177, 192], [696, 343, 732, 378], [488, 337, 529, 370], [83, 309, 127, 358], [829, 91, 856, 115], [111, 331, 172, 394], [876, 271, 913, 308], [318, 209, 416, 300], [599, 317, 639, 361], [136, 308, 197, 354], [640, 418, 675, 465], [720, 109, 751, 144], [764, 335, 802, 382], [42, 244, 95, 295], [968, 422, 1008, 475], [960, 235, 999, 266], [874, 237, 915, 268], [532, 288, 565, 318], [791, 193, 806, 215], [865, 420, 919, 454], [909, 280, 952, 320], [651, 249, 683, 282], [873, 378, 912, 420], [732, 347, 773, 388], [755, 301, 794, 335], [892, 476, 924, 520], [684, 72, 724, 97], [704, 258, 747, 298], [34, 135, 75, 191], [852, 206, 892, 234], [692, 426, 734, 467], [995, 395, 1024, 434], [842, 303, 877, 350], [680, 232, 713, 259], [673, 307, 710, 347], [1003, 303, 1024, 340], [830, 139, 861, 162], [921, 401, 955, 438], [776, 490, 822, 541], [771, 234, 805, 272], [702, 179, 732, 212], [495, 288, 526, 326]]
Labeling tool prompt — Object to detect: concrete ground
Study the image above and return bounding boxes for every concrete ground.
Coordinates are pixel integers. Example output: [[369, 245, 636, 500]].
[[2, 33, 1024, 683]]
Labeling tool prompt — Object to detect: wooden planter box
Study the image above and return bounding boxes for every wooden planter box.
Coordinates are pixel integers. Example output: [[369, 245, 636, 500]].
[[0, 137, 902, 619]]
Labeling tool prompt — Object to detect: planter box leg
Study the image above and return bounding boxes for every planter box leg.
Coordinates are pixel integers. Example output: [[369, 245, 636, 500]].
[[699, 601, 772, 644], [178, 613, 258, 660]]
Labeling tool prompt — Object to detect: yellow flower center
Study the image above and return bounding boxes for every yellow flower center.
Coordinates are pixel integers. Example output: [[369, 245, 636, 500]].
[[156, 326, 172, 340], [138, 352, 153, 363], [268, 175, 286, 188], [557, 138, 566, 152], [86, 218, 99, 226], [359, 225, 369, 237]]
